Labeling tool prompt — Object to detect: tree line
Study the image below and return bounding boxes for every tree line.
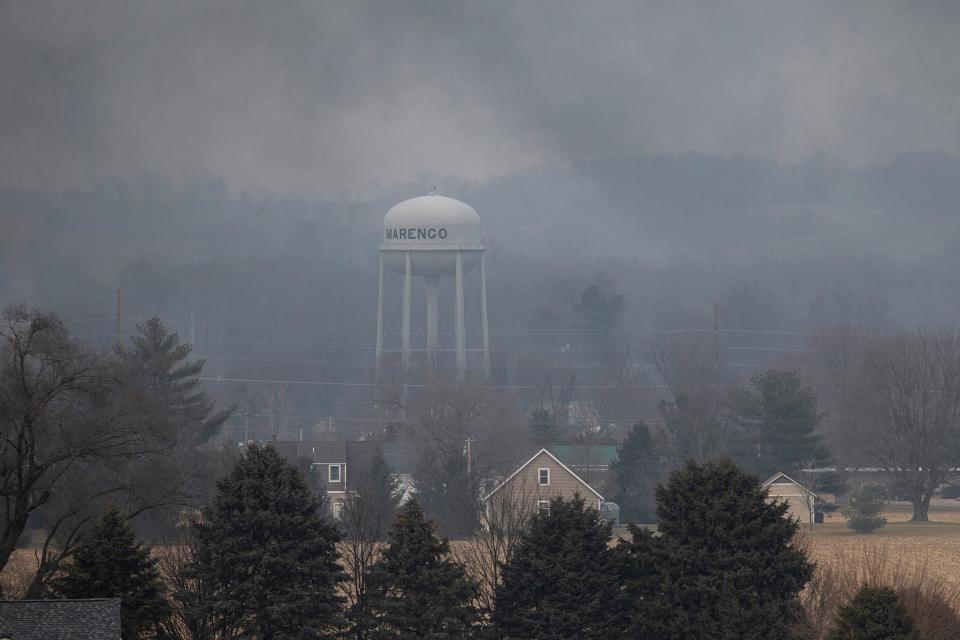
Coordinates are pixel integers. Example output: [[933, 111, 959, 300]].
[[0, 306, 234, 598], [48, 447, 938, 639]]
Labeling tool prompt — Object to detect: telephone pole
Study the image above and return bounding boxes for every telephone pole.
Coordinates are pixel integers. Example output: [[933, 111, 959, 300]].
[[115, 288, 122, 340], [713, 301, 720, 370], [465, 436, 474, 476]]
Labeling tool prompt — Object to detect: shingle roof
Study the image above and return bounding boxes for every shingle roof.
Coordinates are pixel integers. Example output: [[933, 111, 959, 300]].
[[0, 598, 121, 639]]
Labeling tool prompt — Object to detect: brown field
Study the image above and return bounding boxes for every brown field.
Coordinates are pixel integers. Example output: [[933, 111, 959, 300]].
[[806, 499, 960, 589], [6, 499, 960, 598]]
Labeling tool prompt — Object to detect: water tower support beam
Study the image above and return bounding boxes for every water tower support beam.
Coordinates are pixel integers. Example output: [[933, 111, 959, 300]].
[[425, 276, 439, 370], [375, 252, 384, 379], [402, 251, 412, 372], [455, 251, 466, 377], [480, 252, 490, 377]]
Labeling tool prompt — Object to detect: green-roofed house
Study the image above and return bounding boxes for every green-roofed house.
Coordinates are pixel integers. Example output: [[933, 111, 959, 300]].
[[550, 444, 618, 490]]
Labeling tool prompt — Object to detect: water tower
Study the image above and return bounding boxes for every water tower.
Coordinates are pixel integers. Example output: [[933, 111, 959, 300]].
[[375, 193, 489, 378]]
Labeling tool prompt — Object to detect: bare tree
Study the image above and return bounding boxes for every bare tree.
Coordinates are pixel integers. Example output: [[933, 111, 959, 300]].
[[532, 368, 576, 425], [261, 380, 294, 439], [155, 520, 215, 640], [650, 335, 728, 462], [397, 378, 522, 536], [455, 476, 540, 618], [0, 307, 218, 595], [340, 452, 402, 640], [845, 329, 960, 522], [0, 307, 156, 576]]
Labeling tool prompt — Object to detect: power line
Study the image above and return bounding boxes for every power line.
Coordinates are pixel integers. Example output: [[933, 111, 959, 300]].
[[200, 376, 670, 391]]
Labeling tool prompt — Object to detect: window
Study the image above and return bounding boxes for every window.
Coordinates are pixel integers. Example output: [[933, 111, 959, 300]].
[[329, 464, 342, 483], [537, 500, 551, 516], [331, 501, 343, 520], [538, 468, 550, 486]]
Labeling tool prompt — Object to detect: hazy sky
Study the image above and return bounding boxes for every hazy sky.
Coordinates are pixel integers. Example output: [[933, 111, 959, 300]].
[[2, 0, 959, 197]]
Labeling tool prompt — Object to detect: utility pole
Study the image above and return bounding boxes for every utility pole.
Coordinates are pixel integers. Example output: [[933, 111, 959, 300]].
[[115, 288, 122, 341], [243, 404, 251, 444], [465, 436, 473, 476], [713, 301, 720, 370]]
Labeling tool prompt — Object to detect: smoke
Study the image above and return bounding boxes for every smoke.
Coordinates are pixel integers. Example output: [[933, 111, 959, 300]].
[[2, 1, 960, 196]]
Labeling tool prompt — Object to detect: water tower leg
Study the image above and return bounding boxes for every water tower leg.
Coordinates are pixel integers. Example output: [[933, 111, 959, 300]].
[[425, 276, 439, 373], [402, 251, 411, 373], [375, 253, 384, 381], [480, 253, 490, 377], [455, 251, 466, 378]]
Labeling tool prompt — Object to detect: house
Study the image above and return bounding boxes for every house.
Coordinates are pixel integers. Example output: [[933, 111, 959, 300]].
[[551, 443, 618, 490], [272, 440, 382, 519], [0, 598, 120, 639], [483, 448, 604, 524], [762, 472, 818, 525]]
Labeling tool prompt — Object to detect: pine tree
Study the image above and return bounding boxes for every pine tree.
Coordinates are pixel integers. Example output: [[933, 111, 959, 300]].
[[609, 421, 663, 523], [572, 272, 625, 332], [51, 507, 169, 639], [114, 316, 231, 444], [494, 496, 619, 640], [191, 444, 345, 638], [360, 499, 477, 639], [842, 484, 887, 533], [828, 585, 920, 640], [620, 458, 814, 640], [728, 369, 831, 475]]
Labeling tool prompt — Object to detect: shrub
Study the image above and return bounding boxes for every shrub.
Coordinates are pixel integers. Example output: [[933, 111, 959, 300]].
[[798, 540, 960, 640], [842, 484, 887, 533], [827, 584, 919, 640]]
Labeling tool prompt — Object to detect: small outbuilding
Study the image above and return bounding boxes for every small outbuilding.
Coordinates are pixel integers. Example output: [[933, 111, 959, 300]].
[[762, 472, 818, 525], [0, 598, 121, 639]]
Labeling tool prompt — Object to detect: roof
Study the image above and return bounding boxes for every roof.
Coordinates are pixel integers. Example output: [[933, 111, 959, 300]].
[[273, 440, 382, 491], [0, 598, 121, 639], [483, 448, 604, 503], [762, 472, 818, 498], [551, 444, 618, 467]]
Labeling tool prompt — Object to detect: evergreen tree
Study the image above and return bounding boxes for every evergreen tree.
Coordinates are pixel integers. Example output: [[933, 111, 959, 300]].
[[609, 421, 663, 523], [494, 496, 619, 640], [842, 484, 887, 533], [51, 507, 169, 639], [360, 499, 477, 639], [620, 458, 813, 640], [827, 585, 920, 640], [572, 272, 625, 333], [114, 316, 231, 444], [728, 369, 831, 475], [191, 444, 345, 638], [414, 448, 481, 538]]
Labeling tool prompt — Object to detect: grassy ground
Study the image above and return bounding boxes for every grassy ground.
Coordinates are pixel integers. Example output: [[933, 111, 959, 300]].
[[806, 499, 960, 589]]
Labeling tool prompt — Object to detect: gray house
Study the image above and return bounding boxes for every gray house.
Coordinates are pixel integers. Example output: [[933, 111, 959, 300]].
[[0, 598, 121, 639], [273, 440, 382, 519]]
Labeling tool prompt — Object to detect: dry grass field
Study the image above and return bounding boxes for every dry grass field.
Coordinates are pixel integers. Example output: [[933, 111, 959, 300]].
[[806, 499, 960, 589]]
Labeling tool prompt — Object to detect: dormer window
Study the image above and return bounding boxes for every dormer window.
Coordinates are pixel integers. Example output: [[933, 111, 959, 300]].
[[329, 464, 342, 483]]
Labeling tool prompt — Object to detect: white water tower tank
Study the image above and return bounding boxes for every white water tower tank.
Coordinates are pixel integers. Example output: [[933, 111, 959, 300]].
[[375, 193, 489, 378], [381, 194, 483, 275]]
